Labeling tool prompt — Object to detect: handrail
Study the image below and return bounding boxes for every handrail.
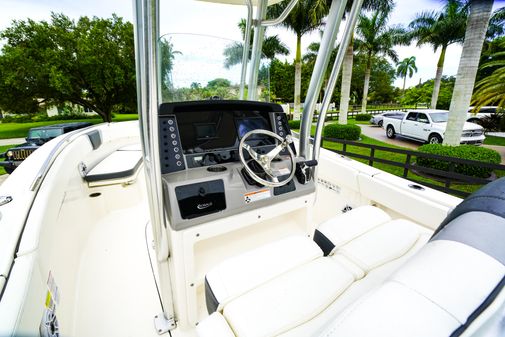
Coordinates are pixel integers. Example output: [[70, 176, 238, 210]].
[[261, 0, 298, 26], [247, 0, 268, 100], [239, 0, 253, 99], [312, 0, 364, 162], [299, 0, 348, 158]]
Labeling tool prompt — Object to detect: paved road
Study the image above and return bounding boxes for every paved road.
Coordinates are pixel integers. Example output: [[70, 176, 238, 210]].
[[359, 124, 505, 164], [0, 138, 25, 146], [0, 174, 8, 186]]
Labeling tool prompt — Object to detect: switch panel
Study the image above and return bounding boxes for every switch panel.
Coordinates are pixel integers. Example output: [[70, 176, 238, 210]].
[[159, 115, 186, 174], [271, 112, 296, 156]]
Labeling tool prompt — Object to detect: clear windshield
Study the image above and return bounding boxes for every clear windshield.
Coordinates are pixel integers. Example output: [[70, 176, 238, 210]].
[[158, 34, 270, 103], [430, 112, 449, 123], [27, 128, 63, 140]]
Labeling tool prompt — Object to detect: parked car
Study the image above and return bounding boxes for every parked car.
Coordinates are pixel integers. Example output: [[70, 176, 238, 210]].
[[466, 106, 501, 124], [370, 111, 406, 127], [0, 122, 93, 174], [383, 109, 485, 145]]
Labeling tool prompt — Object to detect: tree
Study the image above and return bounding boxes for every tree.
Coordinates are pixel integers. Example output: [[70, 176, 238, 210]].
[[472, 49, 505, 109], [396, 56, 418, 92], [0, 13, 136, 122], [339, 0, 394, 125], [159, 38, 181, 102], [355, 9, 407, 114], [267, 0, 328, 118], [223, 19, 289, 69], [409, 0, 468, 109], [444, 0, 494, 145]]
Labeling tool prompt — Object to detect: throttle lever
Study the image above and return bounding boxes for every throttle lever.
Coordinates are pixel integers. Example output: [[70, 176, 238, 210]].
[[295, 159, 318, 185]]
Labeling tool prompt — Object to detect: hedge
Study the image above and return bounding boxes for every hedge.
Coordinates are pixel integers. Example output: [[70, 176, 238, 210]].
[[355, 113, 373, 121], [288, 120, 301, 129], [1, 113, 99, 123], [323, 123, 361, 141], [416, 144, 501, 178]]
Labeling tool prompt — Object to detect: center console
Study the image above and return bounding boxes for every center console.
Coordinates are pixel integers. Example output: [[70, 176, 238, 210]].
[[159, 100, 315, 230]]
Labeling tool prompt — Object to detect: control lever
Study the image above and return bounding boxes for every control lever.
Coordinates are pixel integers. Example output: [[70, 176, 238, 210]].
[[295, 160, 318, 185]]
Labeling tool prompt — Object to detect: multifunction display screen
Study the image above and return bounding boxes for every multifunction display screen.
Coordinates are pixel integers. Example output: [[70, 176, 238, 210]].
[[173, 110, 274, 154]]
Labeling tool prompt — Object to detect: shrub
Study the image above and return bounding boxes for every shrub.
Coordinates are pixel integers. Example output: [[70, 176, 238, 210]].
[[355, 113, 373, 121], [478, 114, 505, 132], [416, 144, 501, 178], [288, 120, 301, 129], [323, 123, 361, 140]]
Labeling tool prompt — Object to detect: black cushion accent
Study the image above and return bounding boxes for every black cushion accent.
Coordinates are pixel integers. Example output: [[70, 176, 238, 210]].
[[432, 177, 505, 238], [205, 276, 219, 314], [313, 229, 335, 256]]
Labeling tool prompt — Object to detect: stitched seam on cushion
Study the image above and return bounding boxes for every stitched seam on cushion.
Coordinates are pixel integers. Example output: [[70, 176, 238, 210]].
[[389, 279, 463, 324]]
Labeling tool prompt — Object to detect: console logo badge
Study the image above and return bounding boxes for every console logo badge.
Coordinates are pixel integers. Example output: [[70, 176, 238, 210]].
[[197, 202, 213, 210]]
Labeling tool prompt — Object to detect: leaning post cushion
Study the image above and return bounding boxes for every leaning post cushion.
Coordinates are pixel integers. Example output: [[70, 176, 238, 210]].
[[205, 235, 323, 313], [84, 150, 143, 187]]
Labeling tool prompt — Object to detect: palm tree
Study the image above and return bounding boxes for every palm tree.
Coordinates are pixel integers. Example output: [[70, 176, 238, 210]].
[[409, 0, 467, 109], [472, 50, 505, 109], [223, 19, 289, 69], [444, 0, 495, 145], [339, 0, 394, 125], [396, 56, 418, 92], [355, 10, 407, 114], [267, 0, 329, 118]]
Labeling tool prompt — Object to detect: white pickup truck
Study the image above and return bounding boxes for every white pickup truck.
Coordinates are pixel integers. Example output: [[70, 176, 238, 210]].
[[383, 109, 485, 145]]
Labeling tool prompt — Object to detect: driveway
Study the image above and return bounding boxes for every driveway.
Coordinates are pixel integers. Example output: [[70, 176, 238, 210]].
[[0, 174, 8, 186], [359, 124, 420, 150], [359, 124, 505, 164], [0, 138, 25, 146]]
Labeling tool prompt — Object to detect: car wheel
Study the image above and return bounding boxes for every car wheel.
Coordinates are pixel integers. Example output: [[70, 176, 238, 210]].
[[386, 125, 395, 139], [378, 120, 383, 127], [428, 134, 442, 144], [4, 167, 14, 174]]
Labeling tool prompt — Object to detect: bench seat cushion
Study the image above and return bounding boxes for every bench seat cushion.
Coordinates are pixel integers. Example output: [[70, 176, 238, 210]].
[[314, 206, 392, 255], [85, 150, 142, 186]]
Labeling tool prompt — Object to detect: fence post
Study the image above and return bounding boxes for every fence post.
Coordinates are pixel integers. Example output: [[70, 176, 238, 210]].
[[343, 142, 347, 154], [446, 162, 455, 189], [369, 148, 375, 167], [404, 154, 411, 178]]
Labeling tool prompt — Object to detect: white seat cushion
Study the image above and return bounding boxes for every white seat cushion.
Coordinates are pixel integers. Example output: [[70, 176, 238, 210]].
[[334, 219, 421, 275], [85, 150, 142, 186], [196, 312, 235, 337], [205, 235, 323, 311], [320, 240, 505, 337], [315, 206, 391, 255], [223, 258, 354, 337], [320, 282, 461, 337]]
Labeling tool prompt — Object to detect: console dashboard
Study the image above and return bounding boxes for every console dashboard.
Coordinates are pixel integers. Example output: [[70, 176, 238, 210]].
[[159, 100, 315, 230]]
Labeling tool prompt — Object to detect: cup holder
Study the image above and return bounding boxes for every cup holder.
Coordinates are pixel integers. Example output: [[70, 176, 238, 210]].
[[207, 165, 227, 173]]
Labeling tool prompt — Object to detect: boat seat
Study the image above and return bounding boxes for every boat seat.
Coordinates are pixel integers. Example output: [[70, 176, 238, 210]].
[[321, 178, 505, 337], [199, 206, 428, 337], [84, 150, 143, 187]]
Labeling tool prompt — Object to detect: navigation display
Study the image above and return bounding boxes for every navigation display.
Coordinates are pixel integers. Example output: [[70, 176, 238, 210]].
[[235, 117, 270, 139]]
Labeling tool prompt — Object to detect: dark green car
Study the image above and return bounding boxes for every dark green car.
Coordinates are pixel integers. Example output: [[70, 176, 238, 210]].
[[0, 122, 92, 174]]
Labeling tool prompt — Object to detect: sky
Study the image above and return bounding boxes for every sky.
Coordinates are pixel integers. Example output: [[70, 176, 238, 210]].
[[1, 0, 504, 89]]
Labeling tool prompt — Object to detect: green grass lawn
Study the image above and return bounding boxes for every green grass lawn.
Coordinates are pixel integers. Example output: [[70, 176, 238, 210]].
[[0, 114, 138, 139], [484, 135, 505, 146], [0, 144, 21, 175]]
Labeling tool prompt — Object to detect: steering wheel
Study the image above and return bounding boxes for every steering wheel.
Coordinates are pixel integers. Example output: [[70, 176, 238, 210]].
[[239, 129, 296, 187]]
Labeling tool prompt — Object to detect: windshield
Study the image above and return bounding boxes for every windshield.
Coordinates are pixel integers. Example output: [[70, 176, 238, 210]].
[[430, 112, 449, 123], [28, 128, 63, 140], [158, 34, 270, 103]]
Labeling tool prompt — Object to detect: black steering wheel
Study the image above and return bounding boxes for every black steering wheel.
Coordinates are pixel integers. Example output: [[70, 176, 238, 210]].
[[239, 129, 296, 187]]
